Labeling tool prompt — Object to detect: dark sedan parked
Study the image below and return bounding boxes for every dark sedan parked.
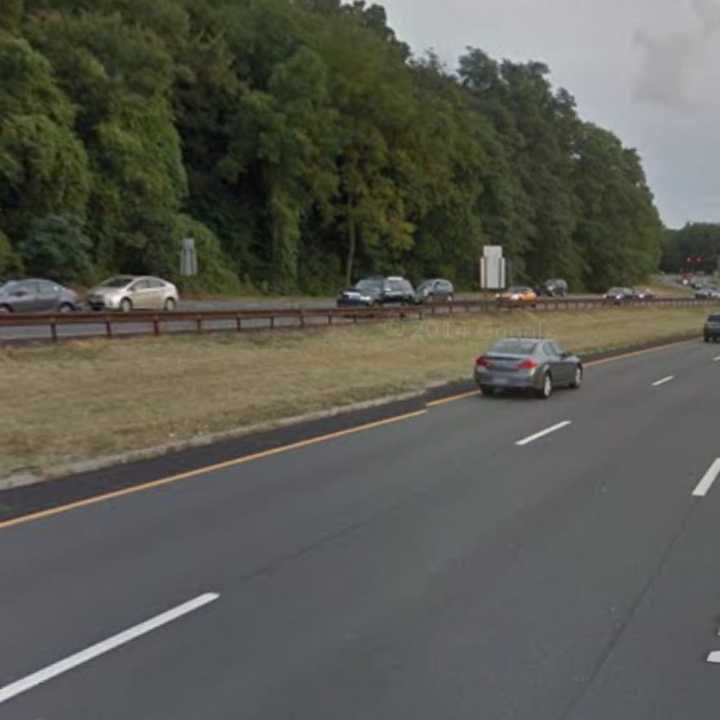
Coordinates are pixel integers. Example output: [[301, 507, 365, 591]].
[[0, 279, 79, 313], [474, 337, 583, 399]]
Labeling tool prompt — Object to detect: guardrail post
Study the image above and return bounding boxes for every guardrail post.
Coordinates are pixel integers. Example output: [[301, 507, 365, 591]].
[[299, 309, 305, 328], [153, 316, 160, 336], [328, 312, 333, 326], [50, 319, 58, 343], [196, 316, 202, 334], [270, 315, 275, 330], [105, 318, 112, 339], [236, 316, 242, 332]]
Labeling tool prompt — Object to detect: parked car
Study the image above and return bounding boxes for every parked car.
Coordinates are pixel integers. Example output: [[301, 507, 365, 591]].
[[86, 275, 179, 312], [474, 337, 582, 399], [695, 286, 720, 300], [0, 279, 79, 313], [635, 288, 655, 301], [605, 287, 636, 304], [704, 314, 720, 342], [537, 278, 568, 297], [414, 278, 455, 304], [496, 286, 537, 306], [337, 276, 415, 307]]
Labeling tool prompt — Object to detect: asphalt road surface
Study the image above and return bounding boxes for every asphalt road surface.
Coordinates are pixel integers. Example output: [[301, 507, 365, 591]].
[[3, 341, 720, 719]]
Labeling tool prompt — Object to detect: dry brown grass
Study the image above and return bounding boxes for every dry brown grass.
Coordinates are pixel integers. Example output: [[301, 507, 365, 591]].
[[0, 305, 709, 479]]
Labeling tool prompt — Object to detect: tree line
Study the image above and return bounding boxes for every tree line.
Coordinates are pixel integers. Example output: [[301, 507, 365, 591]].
[[1, 0, 665, 294], [662, 224, 720, 275]]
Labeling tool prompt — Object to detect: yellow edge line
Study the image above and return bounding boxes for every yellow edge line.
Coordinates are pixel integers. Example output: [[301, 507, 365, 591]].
[[0, 409, 427, 531], [428, 390, 481, 407]]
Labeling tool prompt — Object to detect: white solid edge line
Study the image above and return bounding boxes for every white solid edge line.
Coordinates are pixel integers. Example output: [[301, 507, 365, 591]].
[[0, 592, 220, 706], [652, 376, 675, 387], [692, 459, 720, 498], [516, 421, 572, 447], [708, 651, 720, 663]]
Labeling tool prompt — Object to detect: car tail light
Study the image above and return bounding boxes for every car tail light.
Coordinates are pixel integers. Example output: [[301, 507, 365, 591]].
[[476, 356, 489, 368], [517, 359, 539, 370]]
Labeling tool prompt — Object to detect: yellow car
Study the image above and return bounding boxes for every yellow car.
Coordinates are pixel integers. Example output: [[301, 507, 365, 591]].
[[496, 286, 538, 306]]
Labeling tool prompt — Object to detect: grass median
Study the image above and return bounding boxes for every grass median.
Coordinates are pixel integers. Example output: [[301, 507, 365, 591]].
[[0, 305, 710, 480]]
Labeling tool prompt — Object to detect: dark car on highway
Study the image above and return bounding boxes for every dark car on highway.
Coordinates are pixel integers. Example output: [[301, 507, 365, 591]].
[[474, 337, 583, 399], [337, 276, 415, 307], [414, 278, 454, 304], [704, 314, 720, 342], [0, 279, 79, 313], [605, 287, 637, 304]]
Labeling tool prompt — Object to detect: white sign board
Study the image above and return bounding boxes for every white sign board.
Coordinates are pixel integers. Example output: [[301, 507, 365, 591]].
[[480, 246, 506, 290]]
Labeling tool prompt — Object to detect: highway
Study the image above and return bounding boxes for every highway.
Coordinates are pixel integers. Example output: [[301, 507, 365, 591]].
[[2, 341, 720, 718]]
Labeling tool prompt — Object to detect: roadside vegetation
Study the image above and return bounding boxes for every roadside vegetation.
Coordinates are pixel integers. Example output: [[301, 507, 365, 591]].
[[0, 306, 709, 480], [2, 0, 663, 295]]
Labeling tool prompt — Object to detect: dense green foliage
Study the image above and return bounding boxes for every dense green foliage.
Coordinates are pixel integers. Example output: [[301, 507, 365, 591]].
[[0, 0, 664, 293], [662, 223, 720, 274]]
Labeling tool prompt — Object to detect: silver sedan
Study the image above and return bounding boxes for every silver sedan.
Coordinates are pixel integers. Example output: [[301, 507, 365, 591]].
[[86, 276, 179, 312], [474, 337, 583, 399]]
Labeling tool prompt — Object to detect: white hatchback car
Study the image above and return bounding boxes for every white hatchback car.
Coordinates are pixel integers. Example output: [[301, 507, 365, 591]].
[[86, 276, 179, 312]]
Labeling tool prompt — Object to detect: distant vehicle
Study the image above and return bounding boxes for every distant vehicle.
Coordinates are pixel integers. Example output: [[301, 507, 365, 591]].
[[414, 278, 454, 304], [635, 288, 655, 301], [704, 314, 720, 342], [537, 278, 568, 297], [383, 276, 415, 304], [86, 275, 179, 312], [0, 279, 79, 313], [474, 337, 582, 399], [496, 286, 537, 306], [696, 286, 720, 300], [691, 279, 707, 290], [337, 276, 414, 307], [605, 287, 636, 304]]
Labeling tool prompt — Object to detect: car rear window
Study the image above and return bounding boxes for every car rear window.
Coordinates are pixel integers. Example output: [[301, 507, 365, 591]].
[[490, 339, 538, 355]]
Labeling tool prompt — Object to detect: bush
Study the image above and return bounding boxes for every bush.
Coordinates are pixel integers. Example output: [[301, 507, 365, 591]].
[[18, 215, 93, 283], [0, 229, 24, 278]]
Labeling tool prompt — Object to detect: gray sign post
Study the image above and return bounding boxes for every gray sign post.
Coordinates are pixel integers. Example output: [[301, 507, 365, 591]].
[[180, 237, 198, 277]]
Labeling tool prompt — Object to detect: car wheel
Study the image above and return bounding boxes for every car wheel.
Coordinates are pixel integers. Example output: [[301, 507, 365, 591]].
[[536, 373, 553, 399], [479, 385, 495, 397], [705, 336, 710, 343], [58, 303, 74, 313], [570, 365, 583, 389], [164, 297, 176, 312], [0, 304, 11, 313], [120, 298, 133, 313]]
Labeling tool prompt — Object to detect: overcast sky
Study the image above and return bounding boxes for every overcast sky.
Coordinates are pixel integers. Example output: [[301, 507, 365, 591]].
[[378, 0, 720, 228]]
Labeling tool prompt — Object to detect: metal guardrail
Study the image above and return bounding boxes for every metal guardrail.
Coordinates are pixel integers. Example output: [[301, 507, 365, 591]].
[[0, 296, 716, 343]]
